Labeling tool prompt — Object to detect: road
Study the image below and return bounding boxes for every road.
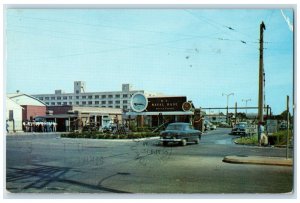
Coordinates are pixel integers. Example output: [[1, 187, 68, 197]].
[[5, 128, 294, 194]]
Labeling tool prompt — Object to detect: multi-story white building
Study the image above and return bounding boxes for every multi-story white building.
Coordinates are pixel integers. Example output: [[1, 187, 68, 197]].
[[31, 81, 162, 110]]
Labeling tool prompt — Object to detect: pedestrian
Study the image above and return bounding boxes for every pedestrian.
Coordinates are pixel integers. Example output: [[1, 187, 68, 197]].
[[6, 120, 9, 133], [258, 122, 265, 146]]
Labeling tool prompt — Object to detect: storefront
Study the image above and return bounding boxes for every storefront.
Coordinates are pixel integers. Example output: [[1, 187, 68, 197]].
[[36, 106, 122, 132]]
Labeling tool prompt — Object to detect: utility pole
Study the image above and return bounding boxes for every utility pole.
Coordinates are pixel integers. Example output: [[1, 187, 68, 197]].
[[258, 21, 266, 124], [242, 98, 251, 114], [222, 93, 234, 124], [286, 95, 289, 159], [258, 21, 266, 143], [234, 102, 237, 124]]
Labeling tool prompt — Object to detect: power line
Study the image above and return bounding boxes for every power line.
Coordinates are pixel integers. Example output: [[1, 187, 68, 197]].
[[7, 32, 220, 63], [7, 14, 208, 39], [184, 9, 259, 45]]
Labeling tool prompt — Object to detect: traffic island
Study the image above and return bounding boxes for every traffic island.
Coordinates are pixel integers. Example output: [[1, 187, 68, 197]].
[[223, 155, 293, 167]]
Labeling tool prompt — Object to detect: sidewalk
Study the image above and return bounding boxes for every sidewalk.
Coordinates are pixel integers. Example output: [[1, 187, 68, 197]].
[[223, 155, 293, 166]]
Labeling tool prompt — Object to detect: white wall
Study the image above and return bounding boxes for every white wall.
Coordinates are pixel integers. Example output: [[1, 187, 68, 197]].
[[6, 98, 23, 132]]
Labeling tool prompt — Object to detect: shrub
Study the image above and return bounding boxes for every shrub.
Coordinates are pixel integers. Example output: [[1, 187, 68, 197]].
[[271, 130, 293, 145]]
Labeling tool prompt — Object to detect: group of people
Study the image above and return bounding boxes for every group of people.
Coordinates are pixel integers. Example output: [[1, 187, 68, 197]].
[[23, 120, 57, 133]]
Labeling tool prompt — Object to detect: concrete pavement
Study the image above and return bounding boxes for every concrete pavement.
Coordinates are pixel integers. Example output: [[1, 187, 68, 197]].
[[223, 155, 293, 166]]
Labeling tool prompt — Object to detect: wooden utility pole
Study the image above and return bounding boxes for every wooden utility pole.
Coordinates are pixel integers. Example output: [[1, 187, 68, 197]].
[[258, 21, 266, 124], [286, 95, 289, 159]]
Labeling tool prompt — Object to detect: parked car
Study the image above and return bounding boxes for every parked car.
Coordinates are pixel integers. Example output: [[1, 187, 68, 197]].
[[219, 122, 231, 128], [209, 123, 217, 130], [160, 122, 202, 146], [204, 120, 211, 131], [279, 122, 287, 130], [231, 123, 248, 136]]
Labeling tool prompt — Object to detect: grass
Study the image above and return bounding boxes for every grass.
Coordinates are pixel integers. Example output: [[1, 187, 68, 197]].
[[234, 130, 294, 146], [234, 135, 258, 145]]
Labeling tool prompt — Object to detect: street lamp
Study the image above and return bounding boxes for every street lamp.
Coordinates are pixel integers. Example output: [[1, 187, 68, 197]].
[[222, 93, 234, 124], [242, 98, 251, 115]]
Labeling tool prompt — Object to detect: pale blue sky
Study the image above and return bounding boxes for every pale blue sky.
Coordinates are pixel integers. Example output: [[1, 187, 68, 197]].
[[5, 8, 294, 114]]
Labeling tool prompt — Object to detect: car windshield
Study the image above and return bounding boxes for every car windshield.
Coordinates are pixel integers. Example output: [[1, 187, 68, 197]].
[[236, 124, 246, 128], [166, 124, 184, 130]]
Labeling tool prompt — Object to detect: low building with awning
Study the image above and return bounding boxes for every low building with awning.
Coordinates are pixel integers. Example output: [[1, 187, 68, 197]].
[[35, 106, 122, 132]]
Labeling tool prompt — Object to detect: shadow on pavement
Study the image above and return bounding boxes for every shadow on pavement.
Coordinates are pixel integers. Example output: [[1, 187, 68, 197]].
[[6, 164, 131, 193]]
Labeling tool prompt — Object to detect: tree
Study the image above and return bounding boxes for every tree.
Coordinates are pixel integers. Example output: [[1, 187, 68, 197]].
[[279, 110, 293, 122]]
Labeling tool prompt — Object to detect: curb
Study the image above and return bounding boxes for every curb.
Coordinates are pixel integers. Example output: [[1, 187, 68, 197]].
[[223, 155, 293, 167]]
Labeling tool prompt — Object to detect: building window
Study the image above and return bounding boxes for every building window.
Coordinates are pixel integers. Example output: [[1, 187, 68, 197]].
[[76, 96, 79, 99], [45, 97, 49, 100], [51, 97, 55, 100], [95, 101, 99, 104], [82, 96, 86, 99], [95, 95, 99, 99], [63, 102, 67, 105], [115, 100, 120, 104], [108, 101, 113, 104], [88, 95, 93, 99], [39, 97, 43, 100], [101, 105, 106, 108], [57, 97, 61, 100], [76, 101, 79, 105], [115, 94, 120, 98], [46, 102, 49, 105], [88, 101, 92, 105], [69, 96, 72, 99], [63, 96, 67, 100], [76, 90, 79, 94], [115, 105, 120, 108], [57, 102, 61, 105], [123, 94, 128, 98], [82, 101, 86, 105], [108, 106, 113, 108], [123, 105, 128, 109], [69, 102, 72, 105], [101, 101, 106, 104], [102, 95, 106, 99], [51, 102, 55, 105], [123, 100, 128, 104], [108, 95, 113, 98]]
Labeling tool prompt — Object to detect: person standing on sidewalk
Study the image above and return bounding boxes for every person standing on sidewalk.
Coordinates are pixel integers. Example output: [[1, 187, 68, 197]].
[[6, 120, 9, 133], [258, 122, 268, 146]]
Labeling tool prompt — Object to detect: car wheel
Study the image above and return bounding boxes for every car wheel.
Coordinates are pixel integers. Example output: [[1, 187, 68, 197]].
[[181, 139, 187, 146], [194, 138, 200, 144], [163, 141, 168, 146]]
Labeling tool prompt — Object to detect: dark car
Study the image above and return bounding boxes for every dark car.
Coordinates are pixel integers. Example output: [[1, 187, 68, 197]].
[[231, 123, 248, 136], [160, 122, 202, 146]]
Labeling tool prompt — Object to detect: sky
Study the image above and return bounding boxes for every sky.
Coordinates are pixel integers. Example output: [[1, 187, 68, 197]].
[[4, 8, 294, 115]]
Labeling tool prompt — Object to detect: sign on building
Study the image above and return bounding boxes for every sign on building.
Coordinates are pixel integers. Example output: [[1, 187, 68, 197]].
[[146, 97, 187, 112]]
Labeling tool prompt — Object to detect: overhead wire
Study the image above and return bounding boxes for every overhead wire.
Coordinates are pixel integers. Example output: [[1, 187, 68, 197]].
[[6, 31, 220, 63], [183, 9, 260, 46]]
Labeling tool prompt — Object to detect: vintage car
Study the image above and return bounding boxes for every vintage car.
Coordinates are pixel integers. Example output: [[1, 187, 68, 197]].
[[231, 122, 248, 136], [160, 122, 202, 146]]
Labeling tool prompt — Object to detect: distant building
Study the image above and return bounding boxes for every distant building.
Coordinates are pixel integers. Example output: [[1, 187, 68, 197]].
[[31, 81, 164, 111], [204, 113, 227, 123]]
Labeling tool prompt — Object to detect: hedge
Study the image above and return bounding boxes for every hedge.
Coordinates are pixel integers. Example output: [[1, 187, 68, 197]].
[[61, 132, 159, 139]]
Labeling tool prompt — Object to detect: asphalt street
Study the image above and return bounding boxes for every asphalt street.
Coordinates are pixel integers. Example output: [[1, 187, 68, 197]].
[[5, 128, 294, 195]]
